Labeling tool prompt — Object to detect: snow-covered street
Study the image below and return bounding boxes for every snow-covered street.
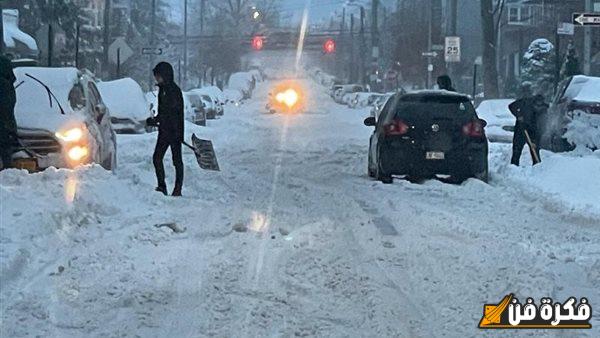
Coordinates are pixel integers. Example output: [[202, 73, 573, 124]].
[[1, 79, 600, 337]]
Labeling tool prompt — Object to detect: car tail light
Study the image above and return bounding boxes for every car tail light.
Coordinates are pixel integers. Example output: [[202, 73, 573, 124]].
[[384, 119, 409, 136], [462, 120, 485, 138]]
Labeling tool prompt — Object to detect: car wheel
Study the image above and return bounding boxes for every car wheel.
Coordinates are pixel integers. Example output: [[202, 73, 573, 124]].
[[375, 162, 392, 184]]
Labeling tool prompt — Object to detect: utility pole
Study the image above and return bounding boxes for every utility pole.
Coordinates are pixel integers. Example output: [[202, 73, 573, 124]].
[[350, 13, 355, 83], [183, 0, 188, 89], [359, 7, 366, 86], [339, 8, 346, 80], [75, 23, 80, 68], [103, 0, 111, 76], [149, 0, 156, 90], [426, 0, 433, 88], [583, 0, 592, 74], [371, 0, 380, 90], [200, 0, 206, 33], [48, 0, 55, 67]]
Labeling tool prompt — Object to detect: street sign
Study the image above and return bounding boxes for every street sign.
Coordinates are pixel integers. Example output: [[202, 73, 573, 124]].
[[422, 51, 438, 57], [573, 13, 600, 26], [445, 36, 461, 63], [142, 47, 163, 55], [431, 44, 444, 51], [108, 37, 134, 65], [427, 64, 434, 72], [557, 22, 575, 35]]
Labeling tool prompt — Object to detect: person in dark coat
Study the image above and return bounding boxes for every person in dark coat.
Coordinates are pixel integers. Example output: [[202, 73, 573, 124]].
[[147, 62, 184, 196], [0, 55, 18, 170], [436, 74, 456, 92], [508, 82, 548, 166]]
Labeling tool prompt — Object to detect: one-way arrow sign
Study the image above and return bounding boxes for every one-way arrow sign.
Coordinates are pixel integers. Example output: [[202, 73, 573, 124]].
[[142, 47, 164, 55], [573, 13, 600, 26]]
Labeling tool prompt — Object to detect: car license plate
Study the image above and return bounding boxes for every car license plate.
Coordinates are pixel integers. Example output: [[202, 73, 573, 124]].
[[12, 158, 38, 171], [425, 151, 445, 160]]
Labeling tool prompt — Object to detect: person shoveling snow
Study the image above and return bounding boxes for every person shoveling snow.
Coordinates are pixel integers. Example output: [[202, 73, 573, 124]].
[[147, 62, 185, 197]]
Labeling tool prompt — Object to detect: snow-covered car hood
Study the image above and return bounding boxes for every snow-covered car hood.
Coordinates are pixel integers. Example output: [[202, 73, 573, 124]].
[[97, 78, 150, 121], [14, 67, 86, 132]]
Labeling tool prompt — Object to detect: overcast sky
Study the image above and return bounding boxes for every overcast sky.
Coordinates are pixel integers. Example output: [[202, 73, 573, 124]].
[[168, 0, 395, 27]]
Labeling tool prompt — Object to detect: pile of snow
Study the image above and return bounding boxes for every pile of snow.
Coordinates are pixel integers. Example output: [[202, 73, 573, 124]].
[[97, 78, 150, 121], [13, 67, 83, 132], [476, 99, 516, 143], [492, 148, 600, 216], [2, 9, 38, 51], [564, 112, 600, 150]]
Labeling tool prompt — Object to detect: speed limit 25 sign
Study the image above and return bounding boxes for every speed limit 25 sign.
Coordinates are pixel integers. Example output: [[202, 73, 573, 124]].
[[445, 36, 461, 63]]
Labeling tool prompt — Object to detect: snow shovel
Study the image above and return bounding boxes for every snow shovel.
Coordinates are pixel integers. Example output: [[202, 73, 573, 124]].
[[182, 133, 220, 171], [523, 129, 541, 165]]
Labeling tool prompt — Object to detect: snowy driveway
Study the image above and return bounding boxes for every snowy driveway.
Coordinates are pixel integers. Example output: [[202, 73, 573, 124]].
[[1, 79, 599, 337]]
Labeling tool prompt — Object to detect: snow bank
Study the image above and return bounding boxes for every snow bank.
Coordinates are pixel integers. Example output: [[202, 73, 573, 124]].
[[97, 78, 150, 121], [492, 146, 600, 216]]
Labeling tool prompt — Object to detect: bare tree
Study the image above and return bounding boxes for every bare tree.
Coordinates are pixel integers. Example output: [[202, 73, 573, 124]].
[[480, 0, 500, 98]]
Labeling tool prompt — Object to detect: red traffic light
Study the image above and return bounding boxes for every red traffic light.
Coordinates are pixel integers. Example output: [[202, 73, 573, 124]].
[[323, 38, 336, 54], [252, 35, 264, 51]]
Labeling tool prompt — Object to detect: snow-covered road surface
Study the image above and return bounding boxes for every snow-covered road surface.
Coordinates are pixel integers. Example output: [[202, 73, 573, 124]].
[[2, 79, 599, 337]]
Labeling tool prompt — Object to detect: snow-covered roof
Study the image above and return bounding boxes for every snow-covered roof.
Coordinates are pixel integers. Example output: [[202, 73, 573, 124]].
[[14, 67, 84, 132], [191, 86, 225, 102], [97, 78, 150, 121], [404, 89, 470, 99], [2, 9, 38, 51]]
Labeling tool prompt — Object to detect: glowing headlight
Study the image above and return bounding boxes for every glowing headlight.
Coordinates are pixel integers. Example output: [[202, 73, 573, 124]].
[[283, 89, 298, 108], [67, 146, 89, 162], [275, 92, 286, 103], [56, 127, 83, 142]]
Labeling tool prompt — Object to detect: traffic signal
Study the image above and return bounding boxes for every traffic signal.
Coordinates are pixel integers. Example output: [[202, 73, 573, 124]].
[[252, 35, 264, 51], [323, 38, 336, 54]]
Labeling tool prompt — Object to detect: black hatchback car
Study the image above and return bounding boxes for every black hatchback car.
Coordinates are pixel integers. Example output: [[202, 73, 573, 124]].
[[364, 91, 489, 183]]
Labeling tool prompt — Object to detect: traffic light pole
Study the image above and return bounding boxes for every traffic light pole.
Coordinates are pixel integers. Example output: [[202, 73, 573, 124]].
[[183, 0, 188, 89]]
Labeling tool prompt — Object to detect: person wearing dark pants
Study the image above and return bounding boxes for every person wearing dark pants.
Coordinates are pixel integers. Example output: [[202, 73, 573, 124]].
[[148, 62, 184, 196], [508, 83, 548, 166], [0, 55, 18, 170]]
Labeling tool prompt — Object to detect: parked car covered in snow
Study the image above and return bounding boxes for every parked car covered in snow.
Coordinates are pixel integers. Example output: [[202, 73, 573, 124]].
[[12, 67, 117, 170], [96, 78, 151, 134], [476, 99, 516, 143], [540, 75, 600, 152], [223, 88, 244, 105], [191, 87, 225, 116], [333, 84, 364, 104], [183, 91, 207, 126]]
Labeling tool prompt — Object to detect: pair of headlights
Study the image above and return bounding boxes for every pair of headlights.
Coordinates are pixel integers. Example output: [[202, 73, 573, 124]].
[[55, 127, 89, 162]]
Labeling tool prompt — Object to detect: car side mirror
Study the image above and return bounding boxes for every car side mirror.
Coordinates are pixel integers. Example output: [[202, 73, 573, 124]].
[[364, 116, 376, 127], [557, 97, 567, 104], [95, 103, 107, 123], [479, 118, 488, 127]]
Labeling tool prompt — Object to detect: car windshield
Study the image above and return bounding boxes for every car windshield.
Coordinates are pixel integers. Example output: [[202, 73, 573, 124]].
[[3, 2, 600, 337]]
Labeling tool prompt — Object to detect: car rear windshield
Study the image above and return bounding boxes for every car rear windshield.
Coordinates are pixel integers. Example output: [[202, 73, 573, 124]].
[[392, 95, 477, 120]]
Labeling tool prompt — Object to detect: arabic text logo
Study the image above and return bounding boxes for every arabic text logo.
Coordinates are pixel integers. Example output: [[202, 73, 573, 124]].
[[478, 294, 592, 329]]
